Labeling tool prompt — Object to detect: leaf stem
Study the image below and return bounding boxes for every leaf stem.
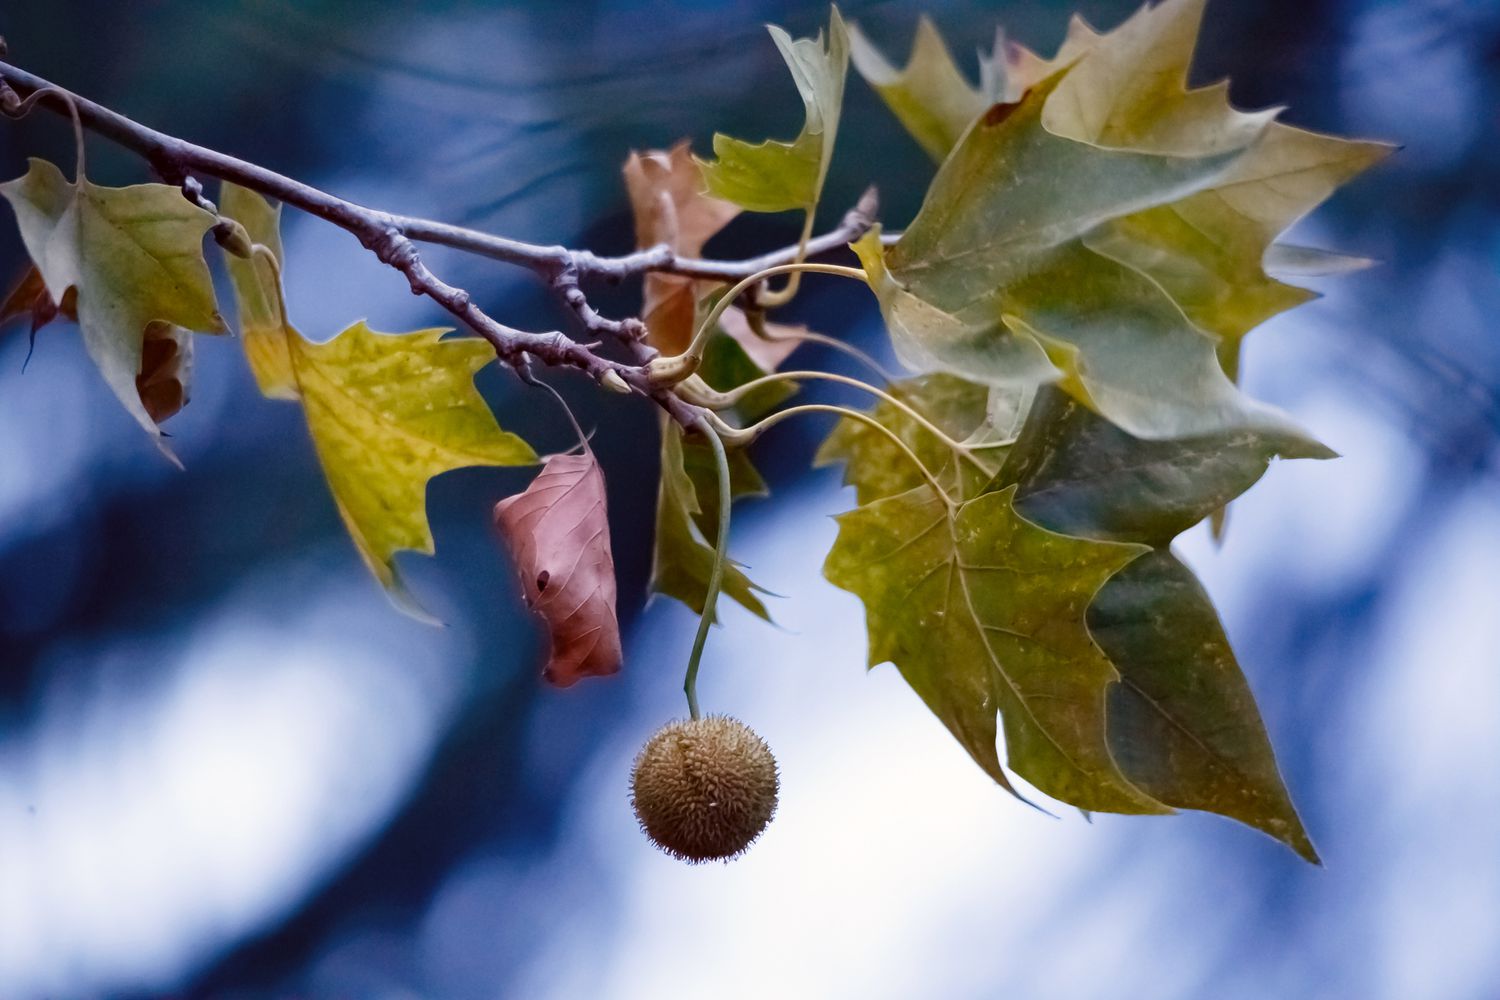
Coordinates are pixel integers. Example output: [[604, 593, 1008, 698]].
[[683, 418, 733, 721], [755, 209, 817, 308], [739, 307, 897, 381], [677, 261, 866, 372], [713, 369, 987, 467], [722, 404, 954, 506]]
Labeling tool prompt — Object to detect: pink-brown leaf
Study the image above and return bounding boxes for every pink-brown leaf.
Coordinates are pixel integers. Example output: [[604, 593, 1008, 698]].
[[623, 141, 740, 355], [719, 305, 806, 372], [494, 449, 623, 686]]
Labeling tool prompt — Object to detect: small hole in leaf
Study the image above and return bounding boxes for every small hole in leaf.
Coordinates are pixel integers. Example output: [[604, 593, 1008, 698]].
[[536, 570, 550, 592]]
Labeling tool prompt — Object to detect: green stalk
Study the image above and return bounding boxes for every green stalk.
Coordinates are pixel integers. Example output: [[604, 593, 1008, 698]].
[[682, 418, 733, 720]]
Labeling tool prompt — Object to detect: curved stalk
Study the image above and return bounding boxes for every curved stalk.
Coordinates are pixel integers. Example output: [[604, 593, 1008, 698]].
[[755, 209, 816, 308], [651, 262, 866, 386], [725, 370, 980, 455], [718, 404, 955, 507], [740, 307, 897, 382], [682, 418, 733, 721]]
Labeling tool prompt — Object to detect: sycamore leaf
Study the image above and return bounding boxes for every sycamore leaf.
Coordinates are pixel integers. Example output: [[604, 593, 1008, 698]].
[[998, 15, 1103, 100], [824, 482, 1165, 813], [1039, 0, 1271, 156], [1, 264, 73, 335], [494, 448, 623, 687], [1001, 385, 1334, 546], [293, 321, 537, 608], [1085, 123, 1392, 379], [1002, 386, 1320, 860], [814, 372, 1006, 504], [0, 158, 226, 440], [846, 16, 1099, 158], [652, 416, 771, 621], [1090, 550, 1319, 861], [847, 16, 999, 162], [135, 323, 193, 425], [699, 8, 849, 214], [996, 241, 1318, 442], [219, 182, 298, 399], [862, 0, 1352, 445], [215, 186, 536, 613]]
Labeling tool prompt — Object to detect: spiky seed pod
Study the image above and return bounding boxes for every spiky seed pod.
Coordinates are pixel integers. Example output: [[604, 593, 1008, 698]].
[[630, 715, 779, 863]]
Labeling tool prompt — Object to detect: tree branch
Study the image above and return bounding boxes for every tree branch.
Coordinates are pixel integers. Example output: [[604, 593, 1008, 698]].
[[0, 56, 875, 429]]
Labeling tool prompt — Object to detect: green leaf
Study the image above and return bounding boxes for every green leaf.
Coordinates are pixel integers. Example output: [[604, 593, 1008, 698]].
[[1085, 123, 1392, 379], [847, 16, 996, 162], [1090, 550, 1319, 862], [1001, 386, 1333, 546], [218, 182, 298, 399], [824, 482, 1165, 812], [652, 417, 771, 621], [858, 0, 1356, 445], [0, 158, 225, 441], [293, 322, 537, 610], [847, 12, 1108, 162], [814, 372, 1007, 504], [1004, 386, 1320, 860], [699, 7, 849, 213]]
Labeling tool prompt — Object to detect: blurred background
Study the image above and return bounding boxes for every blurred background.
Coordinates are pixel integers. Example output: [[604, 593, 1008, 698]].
[[1, 0, 1497, 997]]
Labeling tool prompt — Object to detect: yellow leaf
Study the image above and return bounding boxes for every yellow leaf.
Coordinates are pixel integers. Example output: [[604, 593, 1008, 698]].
[[293, 321, 537, 604], [217, 186, 537, 615]]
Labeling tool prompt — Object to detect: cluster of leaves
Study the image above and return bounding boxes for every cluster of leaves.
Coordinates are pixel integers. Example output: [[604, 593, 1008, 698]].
[[0, 0, 1385, 860], [638, 0, 1384, 859]]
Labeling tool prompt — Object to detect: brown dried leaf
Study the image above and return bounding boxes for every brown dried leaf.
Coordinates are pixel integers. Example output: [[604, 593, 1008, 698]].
[[1, 264, 74, 335], [623, 141, 739, 355], [135, 322, 193, 425], [718, 305, 804, 373], [494, 448, 623, 687]]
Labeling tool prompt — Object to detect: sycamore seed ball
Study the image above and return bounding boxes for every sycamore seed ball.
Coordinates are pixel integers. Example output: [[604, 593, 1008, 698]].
[[630, 715, 779, 863]]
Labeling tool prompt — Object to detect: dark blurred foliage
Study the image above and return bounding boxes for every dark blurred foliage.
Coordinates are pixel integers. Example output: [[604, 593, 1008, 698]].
[[1, 1, 1498, 998]]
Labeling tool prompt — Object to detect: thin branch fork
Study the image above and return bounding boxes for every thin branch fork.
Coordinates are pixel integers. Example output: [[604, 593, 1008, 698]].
[[0, 57, 878, 431]]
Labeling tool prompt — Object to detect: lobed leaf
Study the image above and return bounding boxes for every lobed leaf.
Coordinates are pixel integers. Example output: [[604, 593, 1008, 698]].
[[699, 7, 849, 214], [854, 0, 1370, 449], [217, 186, 537, 617], [1086, 123, 1392, 379], [824, 482, 1165, 813], [292, 321, 537, 613], [1000, 385, 1334, 547], [1003, 386, 1321, 859], [1, 158, 226, 443], [847, 16, 998, 162], [1090, 549, 1320, 862]]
